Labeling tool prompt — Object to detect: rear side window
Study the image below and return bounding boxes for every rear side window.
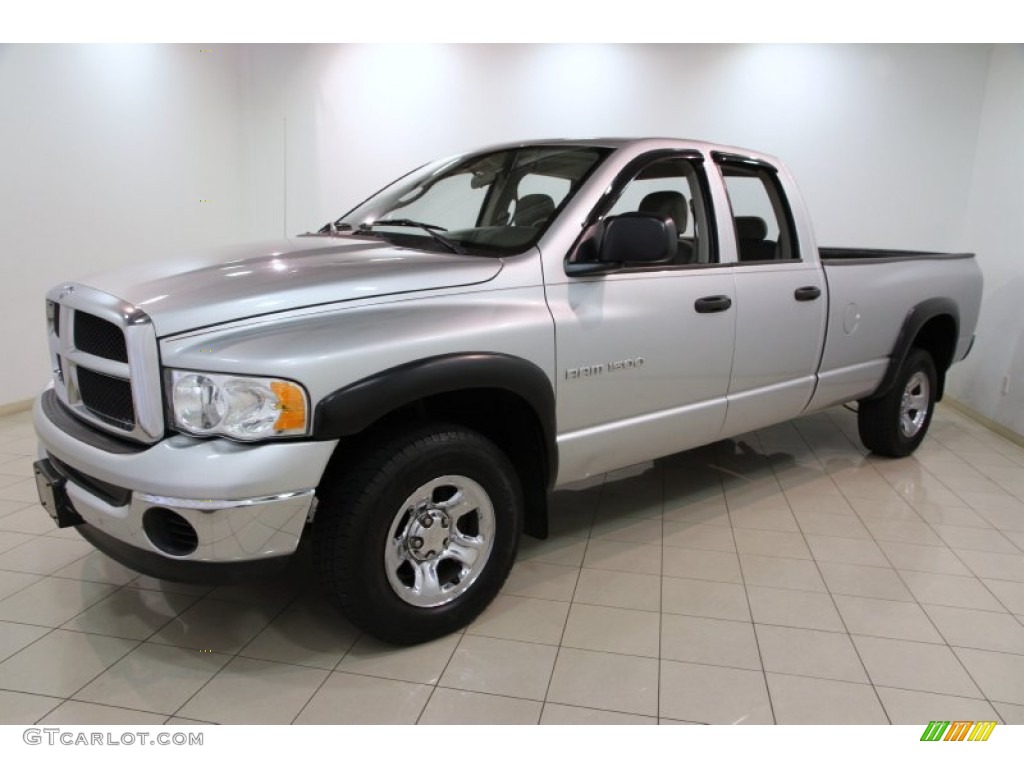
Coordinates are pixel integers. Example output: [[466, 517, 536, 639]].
[[718, 163, 799, 263]]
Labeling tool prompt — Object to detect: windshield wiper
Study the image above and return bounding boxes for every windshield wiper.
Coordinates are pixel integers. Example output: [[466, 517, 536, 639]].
[[360, 219, 466, 255]]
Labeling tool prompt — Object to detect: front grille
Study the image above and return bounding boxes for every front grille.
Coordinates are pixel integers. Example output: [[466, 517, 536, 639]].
[[74, 311, 128, 362], [77, 367, 136, 430], [45, 286, 163, 443]]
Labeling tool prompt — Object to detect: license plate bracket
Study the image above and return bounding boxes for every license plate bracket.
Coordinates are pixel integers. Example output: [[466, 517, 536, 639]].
[[34, 459, 84, 528]]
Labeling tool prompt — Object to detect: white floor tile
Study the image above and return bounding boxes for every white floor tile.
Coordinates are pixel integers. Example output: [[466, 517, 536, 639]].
[[746, 585, 844, 632], [0, 689, 62, 724], [548, 647, 658, 716], [952, 647, 1024, 706], [661, 614, 761, 671], [502, 560, 580, 602], [74, 642, 231, 714], [661, 576, 750, 621], [440, 635, 557, 700], [540, 702, 656, 725], [739, 554, 826, 592], [294, 671, 431, 724], [818, 561, 914, 601], [147, 597, 275, 653], [982, 578, 1024, 613], [755, 624, 868, 683], [336, 633, 460, 685], [833, 594, 944, 643], [766, 673, 887, 724], [874, 687, 1002, 725], [923, 604, 1024, 654], [562, 603, 660, 657], [661, 547, 742, 583], [852, 635, 981, 698], [0, 576, 119, 627], [238, 595, 359, 669], [466, 593, 570, 645], [40, 700, 168, 725], [0, 629, 137, 697], [176, 656, 329, 724], [900, 570, 1006, 611], [660, 660, 772, 724], [419, 688, 542, 724]]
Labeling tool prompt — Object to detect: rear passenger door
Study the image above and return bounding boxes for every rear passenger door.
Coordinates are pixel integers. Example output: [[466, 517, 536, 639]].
[[714, 154, 827, 437]]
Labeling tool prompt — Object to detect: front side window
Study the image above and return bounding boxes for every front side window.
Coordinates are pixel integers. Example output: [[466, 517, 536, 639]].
[[603, 156, 713, 265], [331, 146, 610, 256]]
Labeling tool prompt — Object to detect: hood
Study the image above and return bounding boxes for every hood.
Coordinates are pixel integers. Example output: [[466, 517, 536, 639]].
[[80, 236, 503, 336]]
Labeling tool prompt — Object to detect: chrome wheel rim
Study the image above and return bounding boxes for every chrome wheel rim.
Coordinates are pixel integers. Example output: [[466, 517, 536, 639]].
[[899, 371, 930, 438], [384, 475, 496, 608]]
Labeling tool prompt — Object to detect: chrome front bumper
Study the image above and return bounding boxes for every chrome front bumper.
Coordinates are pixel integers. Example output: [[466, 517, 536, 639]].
[[33, 389, 338, 570]]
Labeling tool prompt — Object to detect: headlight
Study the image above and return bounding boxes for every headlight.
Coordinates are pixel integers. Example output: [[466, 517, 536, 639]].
[[169, 371, 309, 441]]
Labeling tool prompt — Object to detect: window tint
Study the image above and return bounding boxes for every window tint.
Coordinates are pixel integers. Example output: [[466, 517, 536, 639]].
[[604, 157, 713, 265], [719, 164, 799, 263]]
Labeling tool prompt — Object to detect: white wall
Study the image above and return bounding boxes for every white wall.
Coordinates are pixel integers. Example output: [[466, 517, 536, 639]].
[[0, 44, 247, 404], [241, 44, 990, 252], [946, 44, 1024, 436], [3, 43, 1020, 441]]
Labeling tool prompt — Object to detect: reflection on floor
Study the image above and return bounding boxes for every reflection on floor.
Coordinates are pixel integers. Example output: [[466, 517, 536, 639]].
[[1, 404, 1023, 725]]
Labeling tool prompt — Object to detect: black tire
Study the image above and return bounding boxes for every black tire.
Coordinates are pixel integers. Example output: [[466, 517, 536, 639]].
[[313, 423, 523, 644], [858, 347, 938, 457]]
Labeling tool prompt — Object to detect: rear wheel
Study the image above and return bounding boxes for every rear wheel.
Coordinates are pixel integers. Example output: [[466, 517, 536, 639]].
[[313, 424, 522, 644], [858, 347, 937, 457]]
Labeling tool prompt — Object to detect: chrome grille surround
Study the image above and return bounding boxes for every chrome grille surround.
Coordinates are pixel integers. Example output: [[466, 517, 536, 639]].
[[45, 283, 163, 444]]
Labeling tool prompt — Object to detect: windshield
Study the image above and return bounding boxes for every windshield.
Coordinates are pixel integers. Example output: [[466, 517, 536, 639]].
[[330, 145, 611, 256]]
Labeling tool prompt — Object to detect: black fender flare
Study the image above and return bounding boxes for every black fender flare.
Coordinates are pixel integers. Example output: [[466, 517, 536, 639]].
[[312, 352, 557, 486], [866, 298, 959, 402]]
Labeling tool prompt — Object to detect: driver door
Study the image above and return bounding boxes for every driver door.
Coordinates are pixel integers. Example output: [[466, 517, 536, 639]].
[[548, 153, 737, 483]]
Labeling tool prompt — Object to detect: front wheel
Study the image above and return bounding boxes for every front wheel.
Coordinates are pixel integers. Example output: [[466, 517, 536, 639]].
[[858, 347, 938, 457], [313, 424, 523, 644]]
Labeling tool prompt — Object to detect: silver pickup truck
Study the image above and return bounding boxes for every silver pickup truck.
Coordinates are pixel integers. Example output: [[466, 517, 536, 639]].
[[32, 138, 983, 643]]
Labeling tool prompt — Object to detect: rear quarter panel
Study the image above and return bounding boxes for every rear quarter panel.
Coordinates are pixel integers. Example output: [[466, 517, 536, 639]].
[[808, 254, 983, 411]]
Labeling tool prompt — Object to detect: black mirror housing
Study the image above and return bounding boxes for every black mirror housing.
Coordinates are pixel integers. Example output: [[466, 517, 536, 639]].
[[599, 213, 676, 264]]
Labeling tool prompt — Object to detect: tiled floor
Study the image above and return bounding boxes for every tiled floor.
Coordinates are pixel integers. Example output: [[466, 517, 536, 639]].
[[1, 403, 1024, 725]]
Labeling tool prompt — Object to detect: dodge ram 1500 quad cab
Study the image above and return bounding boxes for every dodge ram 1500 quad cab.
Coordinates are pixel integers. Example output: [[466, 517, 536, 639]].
[[33, 139, 983, 643]]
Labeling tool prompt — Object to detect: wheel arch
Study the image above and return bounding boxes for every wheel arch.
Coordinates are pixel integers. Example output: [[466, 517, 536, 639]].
[[866, 298, 959, 403], [312, 353, 556, 538]]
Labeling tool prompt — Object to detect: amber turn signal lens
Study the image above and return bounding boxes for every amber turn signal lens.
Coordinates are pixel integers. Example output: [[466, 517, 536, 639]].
[[271, 380, 307, 432]]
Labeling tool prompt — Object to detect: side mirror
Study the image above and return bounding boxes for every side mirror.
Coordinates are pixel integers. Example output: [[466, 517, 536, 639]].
[[599, 213, 676, 264]]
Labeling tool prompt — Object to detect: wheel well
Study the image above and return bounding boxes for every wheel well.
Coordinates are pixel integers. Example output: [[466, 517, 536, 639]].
[[912, 314, 957, 400], [320, 388, 550, 539]]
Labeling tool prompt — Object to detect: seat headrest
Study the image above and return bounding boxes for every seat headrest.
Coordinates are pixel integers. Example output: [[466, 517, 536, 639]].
[[512, 194, 556, 227], [639, 191, 687, 232], [735, 216, 768, 240]]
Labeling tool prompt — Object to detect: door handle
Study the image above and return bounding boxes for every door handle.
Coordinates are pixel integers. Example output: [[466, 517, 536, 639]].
[[794, 286, 821, 301], [694, 295, 733, 313]]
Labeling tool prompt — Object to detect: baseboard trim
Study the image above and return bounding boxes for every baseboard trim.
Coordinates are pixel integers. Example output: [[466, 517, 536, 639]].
[[0, 398, 33, 418], [944, 396, 1024, 450]]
